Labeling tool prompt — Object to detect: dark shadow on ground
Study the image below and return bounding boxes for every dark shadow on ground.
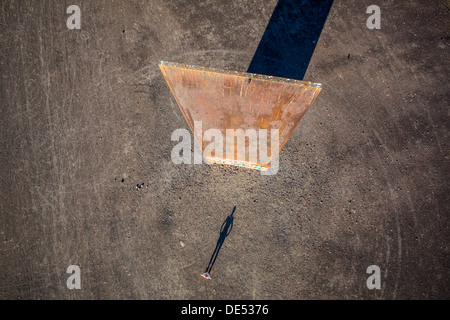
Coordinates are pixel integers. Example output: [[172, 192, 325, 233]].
[[247, 0, 334, 80], [202, 206, 236, 279]]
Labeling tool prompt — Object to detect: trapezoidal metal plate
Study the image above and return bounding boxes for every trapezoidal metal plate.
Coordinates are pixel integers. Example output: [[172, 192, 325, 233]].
[[159, 61, 322, 171]]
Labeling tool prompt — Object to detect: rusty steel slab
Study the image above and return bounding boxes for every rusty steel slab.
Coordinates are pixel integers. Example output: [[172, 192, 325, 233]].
[[159, 61, 322, 171]]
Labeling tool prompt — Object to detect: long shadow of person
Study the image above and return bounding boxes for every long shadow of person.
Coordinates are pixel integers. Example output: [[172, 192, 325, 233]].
[[202, 206, 236, 279]]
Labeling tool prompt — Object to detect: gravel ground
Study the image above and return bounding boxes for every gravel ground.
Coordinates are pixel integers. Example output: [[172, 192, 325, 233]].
[[0, 0, 448, 299]]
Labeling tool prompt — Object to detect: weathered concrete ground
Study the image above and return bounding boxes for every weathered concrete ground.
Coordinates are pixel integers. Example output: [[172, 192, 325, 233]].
[[0, 0, 448, 299]]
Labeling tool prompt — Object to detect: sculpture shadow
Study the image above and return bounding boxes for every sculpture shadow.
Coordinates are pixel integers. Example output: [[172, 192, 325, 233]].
[[247, 0, 334, 81], [203, 206, 236, 278]]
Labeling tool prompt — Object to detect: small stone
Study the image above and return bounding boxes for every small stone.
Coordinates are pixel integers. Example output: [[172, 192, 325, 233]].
[[179, 240, 185, 248]]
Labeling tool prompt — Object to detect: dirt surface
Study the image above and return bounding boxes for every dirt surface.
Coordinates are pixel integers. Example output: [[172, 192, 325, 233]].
[[0, 0, 448, 299]]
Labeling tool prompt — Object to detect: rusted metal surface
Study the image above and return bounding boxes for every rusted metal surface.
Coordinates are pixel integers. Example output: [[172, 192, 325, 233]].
[[159, 61, 322, 170]]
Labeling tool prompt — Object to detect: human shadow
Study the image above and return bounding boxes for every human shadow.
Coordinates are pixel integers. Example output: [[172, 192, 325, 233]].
[[202, 206, 236, 279]]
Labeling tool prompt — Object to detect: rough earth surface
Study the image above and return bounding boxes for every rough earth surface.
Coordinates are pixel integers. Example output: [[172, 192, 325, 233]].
[[0, 0, 448, 299]]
